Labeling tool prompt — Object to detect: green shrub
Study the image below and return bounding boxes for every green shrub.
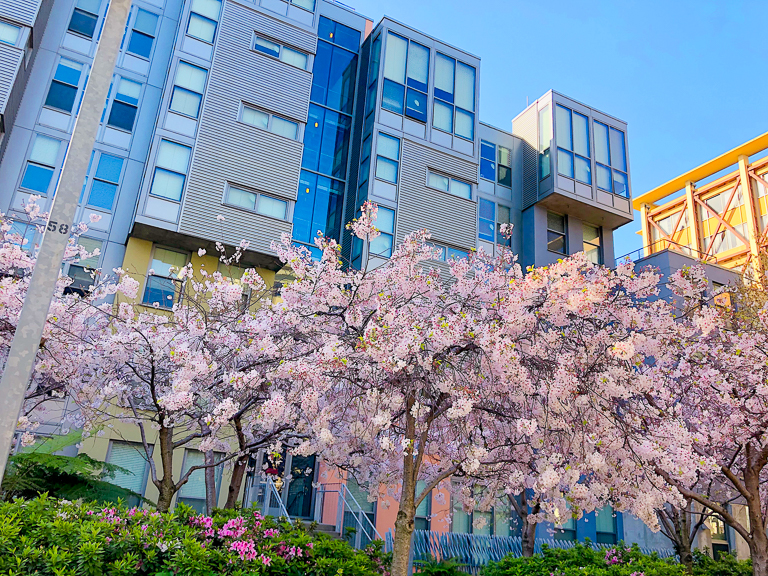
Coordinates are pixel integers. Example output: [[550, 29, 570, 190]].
[[692, 549, 752, 576], [482, 542, 686, 576], [414, 555, 466, 575], [0, 495, 391, 575]]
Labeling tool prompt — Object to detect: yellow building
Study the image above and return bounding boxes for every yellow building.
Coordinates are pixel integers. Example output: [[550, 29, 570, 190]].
[[634, 132, 768, 273]]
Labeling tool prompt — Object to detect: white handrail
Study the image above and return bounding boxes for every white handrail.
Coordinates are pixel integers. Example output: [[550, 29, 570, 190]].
[[340, 483, 381, 540]]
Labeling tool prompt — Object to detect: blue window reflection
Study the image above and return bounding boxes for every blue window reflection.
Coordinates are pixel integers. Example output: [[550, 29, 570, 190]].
[[302, 104, 351, 180], [405, 88, 426, 122], [21, 164, 54, 193], [310, 40, 357, 114], [293, 170, 344, 244], [317, 16, 360, 52]]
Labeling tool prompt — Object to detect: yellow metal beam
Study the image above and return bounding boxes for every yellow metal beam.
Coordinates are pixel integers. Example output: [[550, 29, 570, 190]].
[[633, 131, 768, 210]]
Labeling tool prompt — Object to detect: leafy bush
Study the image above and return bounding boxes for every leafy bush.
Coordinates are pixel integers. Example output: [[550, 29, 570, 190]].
[[0, 495, 391, 575], [414, 555, 466, 575], [482, 542, 686, 576], [692, 549, 751, 576]]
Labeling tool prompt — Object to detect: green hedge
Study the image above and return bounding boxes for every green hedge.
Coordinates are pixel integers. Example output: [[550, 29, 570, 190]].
[[0, 495, 390, 576]]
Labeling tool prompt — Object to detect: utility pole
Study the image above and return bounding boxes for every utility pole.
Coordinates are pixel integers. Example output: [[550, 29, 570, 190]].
[[0, 0, 131, 476]]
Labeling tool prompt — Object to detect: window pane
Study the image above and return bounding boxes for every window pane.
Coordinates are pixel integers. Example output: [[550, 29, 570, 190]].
[[291, 0, 315, 11], [180, 451, 206, 498], [374, 206, 395, 233], [281, 46, 308, 69], [301, 104, 351, 179], [383, 32, 407, 84], [479, 218, 494, 241], [434, 53, 454, 102], [596, 506, 615, 534], [241, 106, 269, 129], [555, 105, 572, 151], [479, 197, 494, 220], [227, 187, 256, 210], [257, 195, 287, 219], [88, 180, 117, 209], [377, 133, 400, 161], [594, 121, 610, 165], [150, 168, 185, 201], [292, 171, 344, 244], [455, 62, 475, 112], [95, 154, 123, 182], [45, 81, 78, 112], [21, 164, 54, 193], [613, 170, 629, 197], [77, 0, 101, 13], [0, 21, 20, 45], [68, 9, 97, 37], [134, 9, 158, 34], [187, 14, 216, 43], [480, 158, 495, 181], [191, 0, 221, 21], [107, 443, 147, 495], [406, 41, 429, 91], [451, 179, 471, 199], [498, 166, 512, 187], [609, 127, 627, 171], [574, 155, 591, 185], [547, 231, 565, 254], [596, 163, 611, 191], [447, 247, 468, 260], [170, 87, 202, 117], [30, 135, 61, 165], [369, 233, 393, 257], [116, 78, 141, 104], [175, 62, 207, 93], [361, 135, 372, 161], [428, 172, 449, 191], [375, 157, 398, 183], [433, 100, 453, 132], [498, 146, 511, 166], [381, 79, 404, 115], [405, 88, 427, 122], [497, 205, 511, 244], [481, 141, 495, 161], [573, 112, 590, 157], [557, 148, 574, 178], [271, 116, 298, 139], [329, 19, 360, 52], [455, 108, 474, 140], [310, 41, 357, 114], [143, 276, 179, 307], [547, 212, 565, 233], [157, 141, 191, 172], [151, 248, 187, 278], [254, 36, 280, 58], [107, 100, 137, 130], [368, 35, 381, 85], [55, 59, 83, 85]]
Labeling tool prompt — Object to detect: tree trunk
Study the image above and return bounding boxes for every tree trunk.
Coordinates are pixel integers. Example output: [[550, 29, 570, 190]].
[[391, 506, 416, 576], [155, 425, 176, 512], [509, 492, 538, 557], [751, 531, 768, 576], [521, 516, 536, 558], [391, 398, 418, 576], [225, 415, 248, 509], [204, 449, 216, 515]]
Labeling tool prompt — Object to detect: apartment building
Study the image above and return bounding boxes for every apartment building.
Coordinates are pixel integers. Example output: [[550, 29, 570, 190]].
[[0, 0, 682, 555]]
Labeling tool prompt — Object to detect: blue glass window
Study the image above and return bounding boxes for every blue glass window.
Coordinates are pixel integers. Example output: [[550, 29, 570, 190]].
[[301, 104, 351, 180], [21, 164, 54, 193], [293, 170, 344, 244], [479, 198, 495, 242], [369, 207, 395, 257], [381, 79, 404, 114], [317, 16, 360, 52], [68, 0, 101, 39], [480, 140, 495, 181], [87, 154, 123, 210], [45, 59, 83, 113], [127, 9, 158, 58], [107, 78, 141, 131], [20, 135, 60, 194], [311, 40, 357, 114], [405, 88, 426, 122], [95, 154, 123, 181]]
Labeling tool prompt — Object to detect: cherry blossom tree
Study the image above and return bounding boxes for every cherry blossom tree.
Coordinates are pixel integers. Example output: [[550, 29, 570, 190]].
[[264, 202, 682, 575]]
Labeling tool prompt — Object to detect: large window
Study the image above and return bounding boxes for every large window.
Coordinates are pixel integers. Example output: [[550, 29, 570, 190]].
[[375, 133, 400, 184], [554, 513, 577, 541], [427, 242, 469, 262], [8, 221, 37, 253], [66, 237, 103, 295], [302, 104, 350, 176], [381, 32, 429, 123], [415, 481, 431, 531], [225, 186, 288, 220], [149, 140, 192, 202], [479, 198, 511, 246], [594, 121, 628, 197], [127, 9, 158, 58], [143, 247, 188, 308], [480, 141, 512, 187], [106, 441, 151, 508], [107, 78, 141, 131], [582, 223, 601, 265], [452, 496, 513, 536], [87, 154, 123, 210], [253, 35, 308, 70], [68, 0, 101, 39], [595, 505, 617, 544], [433, 53, 475, 140], [187, 0, 221, 44], [0, 21, 21, 45], [311, 17, 359, 114], [170, 62, 208, 119], [539, 105, 551, 180], [293, 171, 344, 245], [369, 206, 395, 257], [288, 0, 315, 14], [241, 104, 299, 140], [427, 170, 471, 199], [556, 105, 591, 185], [547, 212, 566, 254], [20, 135, 60, 194], [45, 59, 83, 113], [177, 449, 224, 513]]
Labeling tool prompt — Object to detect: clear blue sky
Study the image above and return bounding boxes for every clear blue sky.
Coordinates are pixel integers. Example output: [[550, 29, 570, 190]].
[[346, 0, 768, 259]]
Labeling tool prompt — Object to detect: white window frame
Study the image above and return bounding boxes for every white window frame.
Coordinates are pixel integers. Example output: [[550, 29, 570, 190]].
[[426, 169, 472, 200], [251, 33, 310, 71], [222, 183, 291, 222], [0, 19, 22, 47], [186, 0, 222, 45], [238, 102, 301, 141], [125, 7, 159, 61], [426, 242, 469, 262], [546, 211, 567, 255]]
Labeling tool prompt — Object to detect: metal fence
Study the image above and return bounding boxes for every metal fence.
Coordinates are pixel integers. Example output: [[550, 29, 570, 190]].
[[385, 530, 678, 575]]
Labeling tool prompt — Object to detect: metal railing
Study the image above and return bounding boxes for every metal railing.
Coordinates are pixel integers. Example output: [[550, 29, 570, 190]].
[[313, 482, 382, 549], [385, 530, 677, 575], [247, 476, 291, 519], [615, 238, 720, 267]]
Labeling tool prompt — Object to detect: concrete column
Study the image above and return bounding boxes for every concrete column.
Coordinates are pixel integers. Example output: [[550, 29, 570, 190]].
[[0, 0, 132, 476]]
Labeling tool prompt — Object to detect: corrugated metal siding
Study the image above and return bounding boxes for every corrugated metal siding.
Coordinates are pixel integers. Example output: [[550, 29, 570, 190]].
[[229, 0, 317, 54], [396, 139, 477, 250], [0, 44, 23, 114], [0, 0, 40, 26], [513, 107, 538, 209], [178, 3, 307, 255]]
